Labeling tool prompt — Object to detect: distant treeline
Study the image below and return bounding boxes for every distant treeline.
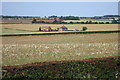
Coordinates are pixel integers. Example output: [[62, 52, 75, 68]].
[[59, 16, 80, 20], [1, 15, 40, 18], [32, 19, 120, 24], [103, 15, 120, 17], [1, 15, 120, 19], [1, 15, 120, 24]]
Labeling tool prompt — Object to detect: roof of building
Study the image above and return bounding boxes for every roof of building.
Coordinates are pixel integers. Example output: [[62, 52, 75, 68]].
[[42, 26, 51, 29], [59, 26, 68, 29]]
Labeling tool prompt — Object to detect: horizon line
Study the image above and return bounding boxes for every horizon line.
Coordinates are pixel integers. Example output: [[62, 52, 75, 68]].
[[1, 14, 120, 17]]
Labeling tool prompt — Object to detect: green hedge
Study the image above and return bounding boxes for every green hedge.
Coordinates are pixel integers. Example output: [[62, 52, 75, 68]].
[[1, 30, 120, 37], [2, 56, 120, 79]]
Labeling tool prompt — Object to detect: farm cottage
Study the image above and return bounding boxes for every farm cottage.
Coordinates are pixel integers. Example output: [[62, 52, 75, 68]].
[[58, 26, 68, 31], [41, 26, 52, 31]]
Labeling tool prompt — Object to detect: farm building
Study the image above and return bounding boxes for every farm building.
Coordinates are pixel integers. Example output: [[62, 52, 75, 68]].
[[41, 26, 52, 31], [58, 26, 68, 31]]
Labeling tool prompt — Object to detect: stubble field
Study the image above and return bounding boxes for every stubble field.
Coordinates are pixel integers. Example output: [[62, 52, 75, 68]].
[[2, 33, 119, 66], [2, 24, 118, 34]]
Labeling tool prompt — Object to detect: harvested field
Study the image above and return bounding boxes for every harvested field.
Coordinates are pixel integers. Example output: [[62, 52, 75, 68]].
[[2, 24, 118, 33], [2, 33, 119, 66], [63, 20, 112, 23], [1, 19, 32, 24], [2, 28, 31, 34]]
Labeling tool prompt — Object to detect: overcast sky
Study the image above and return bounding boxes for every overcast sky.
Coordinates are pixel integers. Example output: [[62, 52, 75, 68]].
[[2, 2, 118, 17]]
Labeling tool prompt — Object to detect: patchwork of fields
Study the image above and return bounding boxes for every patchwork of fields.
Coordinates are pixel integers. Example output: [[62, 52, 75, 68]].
[[2, 33, 119, 66]]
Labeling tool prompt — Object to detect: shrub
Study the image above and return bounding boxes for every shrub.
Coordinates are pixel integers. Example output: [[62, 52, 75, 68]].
[[81, 22, 85, 24], [94, 22, 98, 24], [82, 27, 88, 31], [69, 21, 74, 24], [105, 22, 110, 24], [32, 19, 37, 23]]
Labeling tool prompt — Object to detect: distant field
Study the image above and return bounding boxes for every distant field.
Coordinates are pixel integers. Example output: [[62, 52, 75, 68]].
[[2, 28, 32, 34], [2, 33, 118, 66], [63, 20, 112, 23], [2, 24, 118, 34], [1, 19, 32, 24]]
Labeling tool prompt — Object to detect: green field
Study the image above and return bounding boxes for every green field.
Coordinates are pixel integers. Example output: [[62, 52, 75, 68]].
[[2, 28, 33, 34]]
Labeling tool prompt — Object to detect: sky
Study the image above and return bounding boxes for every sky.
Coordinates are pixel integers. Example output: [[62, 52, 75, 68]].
[[2, 2, 118, 17]]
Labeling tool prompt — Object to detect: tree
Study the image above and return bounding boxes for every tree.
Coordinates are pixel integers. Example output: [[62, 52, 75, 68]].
[[76, 22, 80, 24], [94, 22, 98, 24], [82, 27, 88, 31], [52, 20, 58, 24], [99, 22, 104, 24], [85, 21, 89, 24], [32, 19, 37, 23], [105, 22, 109, 24], [39, 27, 41, 31], [112, 20, 118, 24], [81, 22, 85, 24], [69, 21, 74, 24], [88, 21, 92, 24], [59, 16, 80, 20]]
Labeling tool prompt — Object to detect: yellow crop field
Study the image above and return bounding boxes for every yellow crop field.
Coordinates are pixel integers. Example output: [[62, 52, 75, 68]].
[[63, 20, 112, 23], [2, 24, 118, 34]]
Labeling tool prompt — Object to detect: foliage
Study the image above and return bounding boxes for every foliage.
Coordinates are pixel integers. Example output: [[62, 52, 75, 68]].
[[59, 20, 113, 24], [32, 19, 37, 23], [2, 30, 120, 36], [2, 56, 120, 79], [31, 19, 120, 24], [103, 15, 120, 17], [82, 27, 88, 31], [59, 16, 80, 20], [105, 22, 110, 24], [52, 20, 62, 24], [112, 20, 118, 24], [48, 15, 58, 18]]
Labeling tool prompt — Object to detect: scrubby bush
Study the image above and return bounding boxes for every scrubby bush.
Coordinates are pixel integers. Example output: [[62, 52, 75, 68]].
[[82, 27, 88, 31], [32, 19, 37, 23], [112, 20, 118, 24], [105, 22, 110, 24]]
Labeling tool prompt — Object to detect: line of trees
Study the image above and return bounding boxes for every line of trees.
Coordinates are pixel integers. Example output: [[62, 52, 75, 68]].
[[1, 16, 40, 18], [32, 19, 120, 24], [103, 15, 120, 17], [2, 15, 120, 19], [59, 16, 80, 20]]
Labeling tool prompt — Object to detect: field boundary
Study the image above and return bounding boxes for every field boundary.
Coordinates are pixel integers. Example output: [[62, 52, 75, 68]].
[[1, 30, 120, 37], [3, 28, 35, 32], [3, 55, 119, 67]]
